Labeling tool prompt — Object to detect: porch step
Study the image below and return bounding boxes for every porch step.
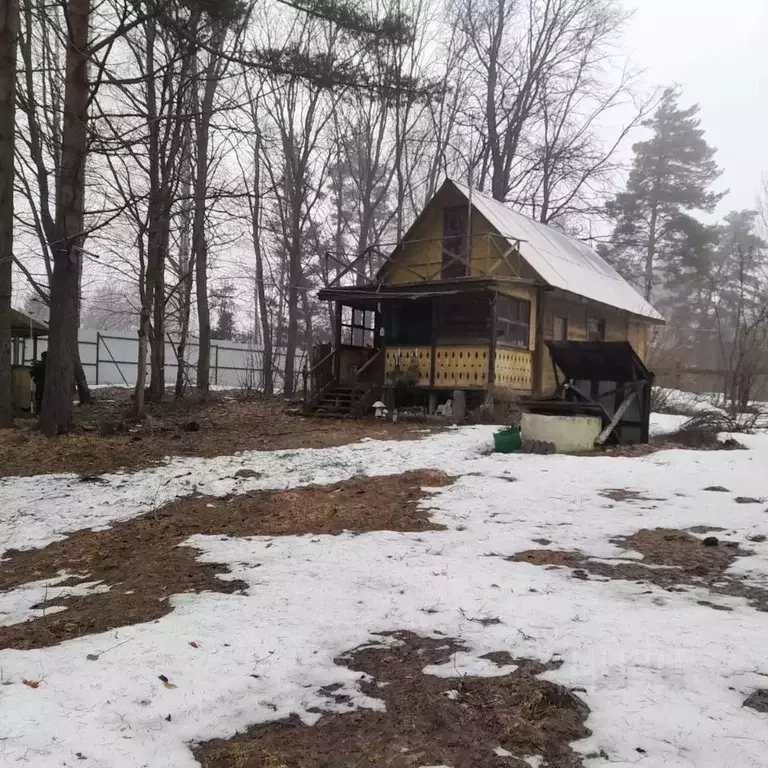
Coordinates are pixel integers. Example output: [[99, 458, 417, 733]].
[[305, 379, 381, 418], [312, 385, 362, 416]]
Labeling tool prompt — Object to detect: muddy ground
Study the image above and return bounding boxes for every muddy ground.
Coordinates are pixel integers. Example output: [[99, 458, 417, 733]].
[[513, 526, 768, 612], [0, 389, 435, 477], [196, 632, 590, 768], [0, 470, 450, 650]]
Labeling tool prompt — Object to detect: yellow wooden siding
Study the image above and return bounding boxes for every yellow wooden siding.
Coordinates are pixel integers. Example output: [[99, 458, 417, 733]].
[[494, 348, 533, 392], [384, 347, 432, 386], [628, 321, 648, 362], [383, 184, 539, 285], [384, 345, 490, 389], [385, 209, 493, 284], [434, 346, 489, 388], [12, 366, 31, 409]]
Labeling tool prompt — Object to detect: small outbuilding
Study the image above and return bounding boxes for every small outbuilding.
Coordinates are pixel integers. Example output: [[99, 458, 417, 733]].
[[8, 308, 48, 411], [522, 341, 654, 445]]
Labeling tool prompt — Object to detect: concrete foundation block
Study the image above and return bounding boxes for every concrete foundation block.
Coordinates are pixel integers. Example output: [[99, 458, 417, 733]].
[[521, 412, 601, 453]]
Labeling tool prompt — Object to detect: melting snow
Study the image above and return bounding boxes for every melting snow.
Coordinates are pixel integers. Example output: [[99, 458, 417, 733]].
[[1, 424, 768, 767]]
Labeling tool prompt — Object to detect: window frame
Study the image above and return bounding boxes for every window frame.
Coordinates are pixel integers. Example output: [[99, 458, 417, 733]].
[[587, 316, 606, 342], [553, 315, 568, 341], [341, 306, 376, 347], [496, 295, 531, 349]]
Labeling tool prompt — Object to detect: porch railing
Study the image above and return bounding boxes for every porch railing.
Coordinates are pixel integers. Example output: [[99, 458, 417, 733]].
[[322, 233, 524, 289], [350, 347, 385, 416], [302, 346, 336, 408]]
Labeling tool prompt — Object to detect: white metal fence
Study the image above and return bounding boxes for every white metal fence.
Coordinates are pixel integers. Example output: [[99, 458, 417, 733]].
[[20, 329, 304, 391]]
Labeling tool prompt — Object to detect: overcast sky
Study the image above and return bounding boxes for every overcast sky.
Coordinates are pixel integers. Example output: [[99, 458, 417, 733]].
[[624, 0, 768, 214]]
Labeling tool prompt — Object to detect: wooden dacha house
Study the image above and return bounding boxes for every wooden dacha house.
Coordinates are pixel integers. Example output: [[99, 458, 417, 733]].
[[307, 179, 663, 422]]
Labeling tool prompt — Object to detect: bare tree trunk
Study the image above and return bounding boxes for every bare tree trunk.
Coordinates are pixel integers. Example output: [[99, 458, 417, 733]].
[[0, 0, 18, 427], [175, 140, 193, 399], [135, 311, 148, 416], [74, 246, 90, 403], [644, 200, 658, 302], [74, 356, 90, 402], [144, 15, 166, 403], [251, 135, 273, 394], [41, 0, 89, 435], [283, 208, 302, 397], [193, 25, 225, 395]]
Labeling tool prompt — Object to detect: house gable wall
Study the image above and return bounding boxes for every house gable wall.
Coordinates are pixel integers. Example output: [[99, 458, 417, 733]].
[[383, 186, 540, 285]]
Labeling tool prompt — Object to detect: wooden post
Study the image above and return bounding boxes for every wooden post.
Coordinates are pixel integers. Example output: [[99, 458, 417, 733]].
[[430, 297, 438, 387], [532, 286, 545, 395], [487, 291, 497, 404], [95, 332, 100, 385], [302, 362, 308, 404], [333, 302, 342, 381], [453, 389, 466, 422]]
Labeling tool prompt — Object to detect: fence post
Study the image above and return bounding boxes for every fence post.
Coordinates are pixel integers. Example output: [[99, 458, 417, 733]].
[[95, 332, 100, 385], [214, 345, 219, 385], [302, 362, 308, 404]]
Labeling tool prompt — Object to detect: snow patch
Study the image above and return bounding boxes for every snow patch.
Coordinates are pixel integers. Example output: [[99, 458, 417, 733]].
[[2, 427, 768, 766], [0, 573, 110, 627], [424, 652, 518, 678]]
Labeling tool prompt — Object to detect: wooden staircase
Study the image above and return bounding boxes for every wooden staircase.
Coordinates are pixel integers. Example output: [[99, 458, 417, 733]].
[[313, 384, 355, 417], [303, 347, 385, 418], [305, 381, 383, 418]]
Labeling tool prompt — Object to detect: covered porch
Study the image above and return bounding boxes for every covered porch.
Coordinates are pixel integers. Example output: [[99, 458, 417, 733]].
[[308, 278, 541, 417]]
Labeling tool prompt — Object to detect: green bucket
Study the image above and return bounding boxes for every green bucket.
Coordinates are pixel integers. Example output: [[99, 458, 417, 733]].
[[493, 426, 522, 454]]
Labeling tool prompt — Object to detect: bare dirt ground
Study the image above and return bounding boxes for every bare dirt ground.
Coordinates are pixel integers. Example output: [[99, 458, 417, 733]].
[[512, 526, 768, 611], [0, 470, 450, 650], [0, 389, 435, 477], [195, 631, 590, 768]]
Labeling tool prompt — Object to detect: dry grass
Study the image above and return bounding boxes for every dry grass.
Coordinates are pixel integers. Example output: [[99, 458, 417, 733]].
[[0, 390, 435, 478], [195, 632, 589, 768], [511, 528, 768, 612], [0, 470, 451, 650]]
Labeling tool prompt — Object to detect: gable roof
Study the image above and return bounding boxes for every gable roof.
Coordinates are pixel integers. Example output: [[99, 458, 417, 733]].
[[449, 180, 663, 322]]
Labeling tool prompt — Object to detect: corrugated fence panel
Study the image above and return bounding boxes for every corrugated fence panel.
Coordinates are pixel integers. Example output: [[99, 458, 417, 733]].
[[22, 329, 303, 392]]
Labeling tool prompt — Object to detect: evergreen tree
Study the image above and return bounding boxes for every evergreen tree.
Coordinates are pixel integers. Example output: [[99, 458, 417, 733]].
[[604, 87, 724, 302]]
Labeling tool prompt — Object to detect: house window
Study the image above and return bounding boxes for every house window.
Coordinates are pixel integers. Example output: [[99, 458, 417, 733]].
[[341, 306, 375, 347], [384, 300, 431, 345], [587, 317, 605, 341], [553, 315, 568, 341], [496, 295, 530, 348]]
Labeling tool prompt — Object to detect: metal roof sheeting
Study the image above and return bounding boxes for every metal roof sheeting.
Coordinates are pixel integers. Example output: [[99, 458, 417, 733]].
[[452, 181, 663, 321]]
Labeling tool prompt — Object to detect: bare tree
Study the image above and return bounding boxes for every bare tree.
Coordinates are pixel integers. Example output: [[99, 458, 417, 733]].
[[236, 77, 276, 393], [259, 20, 342, 396], [0, 0, 18, 427], [40, 0, 91, 434], [14, 0, 93, 404], [454, 0, 633, 215], [193, 10, 246, 394]]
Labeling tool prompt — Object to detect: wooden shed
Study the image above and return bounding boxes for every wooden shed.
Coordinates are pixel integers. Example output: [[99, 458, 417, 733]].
[[307, 179, 663, 417], [8, 308, 48, 411]]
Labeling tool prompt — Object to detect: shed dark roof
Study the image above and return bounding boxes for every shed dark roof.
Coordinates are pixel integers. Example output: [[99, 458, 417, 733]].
[[546, 341, 651, 382], [10, 308, 48, 338]]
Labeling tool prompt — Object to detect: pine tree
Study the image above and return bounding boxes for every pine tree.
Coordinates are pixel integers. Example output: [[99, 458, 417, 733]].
[[604, 87, 724, 302]]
